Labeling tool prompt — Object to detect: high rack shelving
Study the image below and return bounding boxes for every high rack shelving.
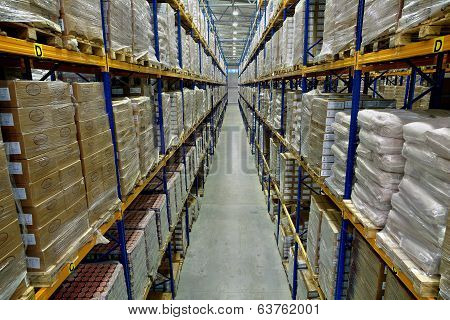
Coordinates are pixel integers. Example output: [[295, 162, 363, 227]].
[[0, 0, 228, 300], [238, 0, 449, 300]]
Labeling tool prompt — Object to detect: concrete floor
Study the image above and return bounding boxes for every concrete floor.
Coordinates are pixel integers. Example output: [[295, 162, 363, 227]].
[[176, 91, 291, 300]]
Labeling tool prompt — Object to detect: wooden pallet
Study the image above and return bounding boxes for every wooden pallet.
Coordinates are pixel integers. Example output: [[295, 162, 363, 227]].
[[391, 12, 450, 48], [344, 200, 381, 239], [376, 231, 440, 298], [109, 48, 133, 63], [0, 22, 63, 48], [63, 35, 105, 57]]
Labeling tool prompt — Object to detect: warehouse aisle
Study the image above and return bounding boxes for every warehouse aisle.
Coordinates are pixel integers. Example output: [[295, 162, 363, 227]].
[[176, 95, 291, 300]]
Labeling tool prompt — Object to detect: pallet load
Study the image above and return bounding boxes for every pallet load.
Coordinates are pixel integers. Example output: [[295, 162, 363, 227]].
[[269, 138, 281, 184], [111, 98, 140, 197], [297, 269, 320, 300], [292, 0, 325, 66], [157, 93, 173, 151], [121, 210, 159, 278], [89, 230, 147, 300], [60, 0, 104, 55], [379, 83, 431, 110], [347, 233, 386, 299], [172, 217, 188, 257], [169, 92, 184, 146], [0, 130, 27, 299], [285, 91, 302, 147], [167, 162, 188, 204], [377, 116, 450, 297], [131, 96, 158, 179], [361, 0, 401, 48], [73, 82, 120, 227], [132, 0, 157, 66], [276, 217, 294, 261], [52, 262, 128, 300], [397, 1, 450, 36], [0, 0, 62, 36], [318, 205, 351, 300], [280, 17, 294, 69], [306, 195, 338, 275], [105, 0, 133, 62], [352, 110, 435, 228], [0, 80, 91, 283], [316, 0, 358, 61], [384, 269, 414, 300], [156, 3, 178, 69], [287, 249, 307, 289]]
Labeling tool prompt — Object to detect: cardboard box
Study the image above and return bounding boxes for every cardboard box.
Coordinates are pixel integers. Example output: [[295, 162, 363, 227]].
[[3, 124, 77, 159], [0, 219, 22, 260], [75, 100, 107, 122], [63, 179, 86, 206], [20, 190, 66, 229], [0, 80, 71, 108], [26, 211, 89, 272], [0, 104, 75, 134], [0, 244, 27, 299], [26, 196, 88, 251], [0, 195, 17, 230], [79, 130, 112, 158], [80, 144, 113, 173], [76, 114, 110, 141], [0, 168, 12, 198], [0, 144, 7, 170], [8, 142, 81, 184], [13, 171, 60, 206], [72, 83, 104, 103], [84, 166, 103, 194], [59, 160, 83, 189]]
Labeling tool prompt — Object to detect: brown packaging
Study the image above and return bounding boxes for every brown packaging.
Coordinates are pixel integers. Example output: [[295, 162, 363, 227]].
[[21, 190, 66, 230], [3, 124, 77, 159], [0, 219, 22, 260], [79, 130, 112, 158], [72, 82, 104, 103], [0, 195, 17, 230], [13, 171, 60, 206], [76, 114, 110, 141], [75, 100, 107, 122], [0, 168, 12, 198], [0, 80, 71, 108], [0, 104, 75, 134], [59, 160, 83, 189]]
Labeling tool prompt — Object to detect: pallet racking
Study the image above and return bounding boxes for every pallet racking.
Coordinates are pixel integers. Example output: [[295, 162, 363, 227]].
[[238, 0, 449, 300], [0, 0, 228, 300]]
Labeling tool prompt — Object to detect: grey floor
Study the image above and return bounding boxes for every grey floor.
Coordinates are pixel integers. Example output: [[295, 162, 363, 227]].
[[176, 90, 291, 300]]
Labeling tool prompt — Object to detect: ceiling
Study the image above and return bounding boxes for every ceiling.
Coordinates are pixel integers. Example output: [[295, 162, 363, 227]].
[[207, 0, 258, 66]]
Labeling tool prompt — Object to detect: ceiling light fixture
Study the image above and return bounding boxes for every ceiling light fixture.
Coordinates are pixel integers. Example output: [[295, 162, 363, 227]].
[[233, 31, 237, 35], [233, 37, 237, 41], [232, 22, 238, 27], [233, 10, 239, 16]]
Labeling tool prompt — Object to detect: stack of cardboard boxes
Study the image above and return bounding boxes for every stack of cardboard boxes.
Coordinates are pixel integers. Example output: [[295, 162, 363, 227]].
[[73, 83, 120, 227], [0, 128, 27, 299], [0, 80, 90, 279]]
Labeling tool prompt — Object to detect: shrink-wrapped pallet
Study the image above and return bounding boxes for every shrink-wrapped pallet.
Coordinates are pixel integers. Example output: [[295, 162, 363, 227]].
[[132, 0, 157, 64], [352, 109, 434, 227], [156, 93, 172, 151], [439, 214, 450, 299], [280, 17, 295, 69], [89, 230, 147, 300], [362, 0, 401, 47], [53, 262, 128, 300], [61, 0, 103, 43], [122, 209, 160, 278], [398, 0, 450, 32], [292, 0, 325, 66], [112, 98, 140, 197], [316, 0, 358, 61], [383, 269, 413, 300], [0, 0, 61, 32], [106, 0, 133, 54], [169, 92, 184, 145], [382, 116, 450, 276], [131, 96, 158, 179]]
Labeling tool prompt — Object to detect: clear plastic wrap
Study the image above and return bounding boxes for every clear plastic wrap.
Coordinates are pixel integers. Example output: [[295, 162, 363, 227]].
[[352, 185, 390, 227], [355, 168, 398, 202], [0, 0, 61, 32], [359, 129, 404, 154], [426, 127, 450, 160], [398, 0, 450, 32], [61, 0, 103, 43], [362, 0, 401, 47], [403, 142, 450, 180], [132, 0, 157, 63], [107, 0, 133, 53], [403, 118, 450, 144], [0, 245, 27, 300], [356, 157, 403, 186]]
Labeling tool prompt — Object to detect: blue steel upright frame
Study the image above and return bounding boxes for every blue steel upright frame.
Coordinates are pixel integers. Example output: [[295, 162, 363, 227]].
[[99, 0, 132, 300], [152, 0, 176, 299]]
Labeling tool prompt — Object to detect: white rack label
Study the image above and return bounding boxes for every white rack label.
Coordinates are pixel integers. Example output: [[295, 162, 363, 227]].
[[4, 142, 21, 155], [0, 88, 10, 101], [18, 213, 33, 226], [26, 257, 41, 269], [112, 88, 124, 95], [13, 187, 27, 200], [0, 113, 14, 126], [22, 234, 36, 245], [8, 162, 23, 175], [130, 87, 141, 94]]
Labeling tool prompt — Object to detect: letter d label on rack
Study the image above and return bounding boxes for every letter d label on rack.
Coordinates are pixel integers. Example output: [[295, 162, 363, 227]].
[[434, 37, 444, 53], [34, 44, 44, 58]]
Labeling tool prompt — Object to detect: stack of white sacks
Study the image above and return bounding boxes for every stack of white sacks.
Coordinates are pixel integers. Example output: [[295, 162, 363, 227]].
[[378, 115, 450, 277], [280, 17, 295, 69]]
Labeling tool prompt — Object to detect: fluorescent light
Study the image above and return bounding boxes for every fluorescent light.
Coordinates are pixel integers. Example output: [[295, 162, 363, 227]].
[[233, 31, 237, 35], [233, 10, 239, 16], [233, 37, 237, 41], [232, 22, 238, 27]]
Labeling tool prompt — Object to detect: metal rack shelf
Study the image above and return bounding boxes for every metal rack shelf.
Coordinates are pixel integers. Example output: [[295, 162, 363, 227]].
[[239, 92, 435, 300]]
